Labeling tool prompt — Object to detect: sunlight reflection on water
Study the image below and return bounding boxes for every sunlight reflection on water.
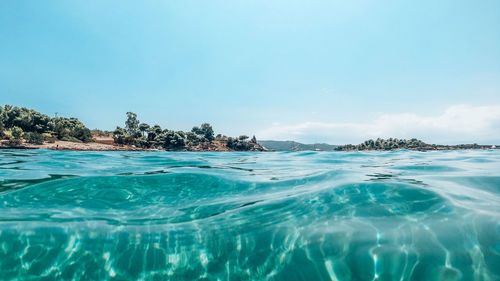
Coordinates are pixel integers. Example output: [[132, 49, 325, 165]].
[[0, 149, 499, 280]]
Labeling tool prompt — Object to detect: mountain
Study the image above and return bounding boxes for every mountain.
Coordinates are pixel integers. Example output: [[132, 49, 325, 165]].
[[258, 140, 337, 151]]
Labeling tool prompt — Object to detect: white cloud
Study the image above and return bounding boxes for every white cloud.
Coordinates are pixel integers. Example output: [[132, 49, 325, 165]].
[[257, 104, 500, 144]]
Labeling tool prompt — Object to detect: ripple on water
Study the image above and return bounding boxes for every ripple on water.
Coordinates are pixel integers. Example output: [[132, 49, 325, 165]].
[[0, 149, 499, 280]]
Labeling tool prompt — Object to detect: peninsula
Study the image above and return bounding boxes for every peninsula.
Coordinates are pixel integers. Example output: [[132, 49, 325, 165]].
[[0, 105, 266, 151]]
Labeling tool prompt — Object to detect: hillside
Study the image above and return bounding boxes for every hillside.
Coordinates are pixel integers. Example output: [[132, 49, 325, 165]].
[[258, 140, 337, 151]]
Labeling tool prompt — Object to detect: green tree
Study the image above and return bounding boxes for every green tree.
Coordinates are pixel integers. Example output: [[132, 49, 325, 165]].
[[113, 127, 127, 145], [0, 105, 4, 134], [0, 105, 95, 143], [191, 123, 215, 142], [3, 105, 16, 128], [147, 125, 162, 142], [72, 124, 93, 142], [31, 111, 51, 133], [157, 130, 186, 150], [185, 131, 200, 146], [226, 137, 235, 149], [139, 123, 150, 137], [191, 126, 202, 135], [125, 112, 139, 135], [135, 138, 150, 148], [200, 123, 214, 142], [25, 132, 44, 144]]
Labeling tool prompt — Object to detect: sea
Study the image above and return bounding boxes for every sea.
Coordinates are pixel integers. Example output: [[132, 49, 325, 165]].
[[0, 149, 499, 280]]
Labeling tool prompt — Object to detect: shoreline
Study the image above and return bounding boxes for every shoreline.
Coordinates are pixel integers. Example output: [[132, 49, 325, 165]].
[[335, 146, 498, 152], [1, 140, 497, 152], [0, 140, 155, 151], [0, 140, 267, 152]]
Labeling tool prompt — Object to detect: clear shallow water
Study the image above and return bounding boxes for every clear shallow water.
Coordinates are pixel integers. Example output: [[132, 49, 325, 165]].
[[0, 150, 500, 281]]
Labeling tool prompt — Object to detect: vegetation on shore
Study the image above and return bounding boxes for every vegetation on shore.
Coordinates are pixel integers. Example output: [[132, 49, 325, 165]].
[[335, 138, 495, 151], [0, 105, 264, 151], [0, 105, 93, 146], [111, 112, 263, 151], [1, 105, 496, 152]]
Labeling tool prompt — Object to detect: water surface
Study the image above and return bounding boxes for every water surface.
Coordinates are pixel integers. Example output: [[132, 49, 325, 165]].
[[0, 149, 499, 280]]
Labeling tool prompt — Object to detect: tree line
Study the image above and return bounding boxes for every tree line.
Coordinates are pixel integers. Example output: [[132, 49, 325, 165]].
[[1, 106, 492, 151], [335, 138, 427, 150], [112, 112, 259, 150], [0, 106, 261, 150], [334, 138, 488, 151], [0, 105, 93, 145]]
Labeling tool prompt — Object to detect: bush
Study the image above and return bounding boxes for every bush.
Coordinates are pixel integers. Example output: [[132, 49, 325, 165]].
[[72, 125, 93, 142], [135, 138, 150, 148], [61, 136, 83, 143], [8, 139, 22, 146], [25, 132, 44, 144], [90, 129, 112, 137], [2, 129, 13, 140], [11, 126, 23, 140], [42, 133, 57, 143]]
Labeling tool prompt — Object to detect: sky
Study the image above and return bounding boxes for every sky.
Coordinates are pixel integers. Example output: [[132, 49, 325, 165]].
[[1, 0, 499, 144]]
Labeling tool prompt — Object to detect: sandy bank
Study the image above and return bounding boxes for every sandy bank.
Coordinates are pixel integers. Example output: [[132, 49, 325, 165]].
[[0, 140, 150, 151], [0, 139, 267, 152]]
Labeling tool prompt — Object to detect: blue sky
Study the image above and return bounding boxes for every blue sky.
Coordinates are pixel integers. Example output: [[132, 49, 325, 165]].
[[1, 0, 499, 144]]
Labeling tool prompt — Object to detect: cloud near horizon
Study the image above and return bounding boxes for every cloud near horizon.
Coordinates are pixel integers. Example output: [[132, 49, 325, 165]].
[[257, 104, 500, 144]]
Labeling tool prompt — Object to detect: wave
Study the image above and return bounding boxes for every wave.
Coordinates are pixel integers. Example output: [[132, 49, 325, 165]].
[[0, 149, 499, 280]]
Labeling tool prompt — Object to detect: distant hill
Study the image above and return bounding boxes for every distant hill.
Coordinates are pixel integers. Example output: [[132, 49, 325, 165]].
[[258, 140, 337, 151]]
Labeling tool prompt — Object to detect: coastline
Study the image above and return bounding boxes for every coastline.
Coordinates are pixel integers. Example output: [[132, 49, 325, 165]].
[[0, 139, 267, 152], [0, 140, 150, 151], [335, 145, 498, 152], [1, 140, 497, 152]]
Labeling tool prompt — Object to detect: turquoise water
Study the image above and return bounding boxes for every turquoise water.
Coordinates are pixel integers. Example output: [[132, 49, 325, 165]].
[[1, 150, 500, 280]]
